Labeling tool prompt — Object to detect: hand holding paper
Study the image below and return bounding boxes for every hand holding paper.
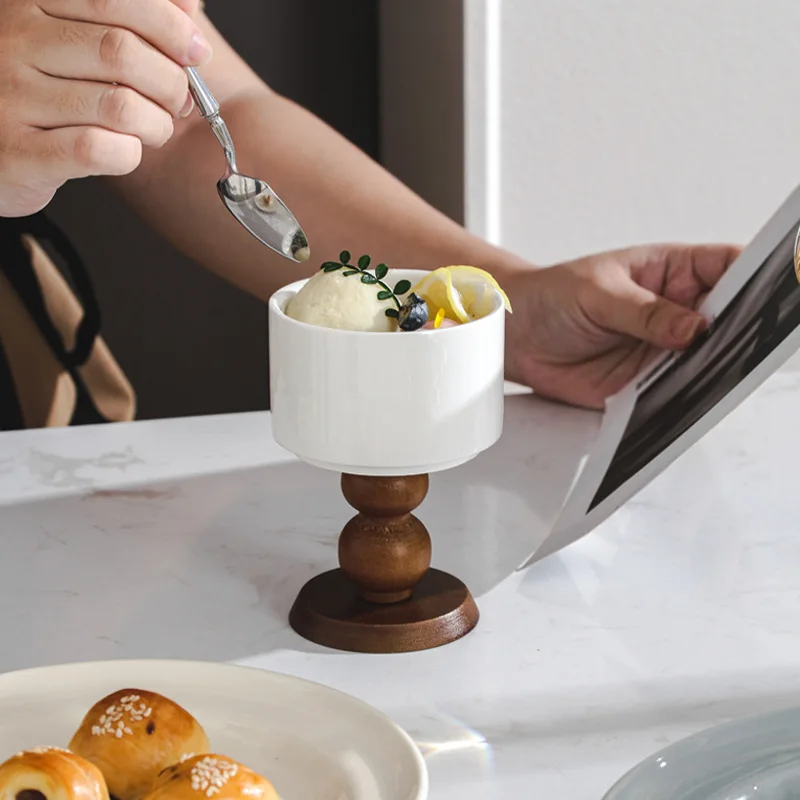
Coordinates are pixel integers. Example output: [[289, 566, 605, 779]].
[[526, 184, 800, 566], [504, 244, 741, 409]]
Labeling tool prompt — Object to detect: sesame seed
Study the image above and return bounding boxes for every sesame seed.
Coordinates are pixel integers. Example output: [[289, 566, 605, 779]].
[[17, 746, 71, 757], [91, 695, 154, 738], [189, 757, 238, 796]]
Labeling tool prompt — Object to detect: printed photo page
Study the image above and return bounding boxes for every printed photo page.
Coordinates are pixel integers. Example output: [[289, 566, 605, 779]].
[[522, 183, 800, 567]]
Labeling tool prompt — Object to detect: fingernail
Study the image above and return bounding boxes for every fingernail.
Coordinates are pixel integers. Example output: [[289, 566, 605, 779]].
[[188, 31, 213, 65], [180, 92, 194, 118], [671, 315, 703, 343]]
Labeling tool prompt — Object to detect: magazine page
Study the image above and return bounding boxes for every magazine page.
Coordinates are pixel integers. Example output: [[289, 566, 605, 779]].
[[520, 184, 800, 568]]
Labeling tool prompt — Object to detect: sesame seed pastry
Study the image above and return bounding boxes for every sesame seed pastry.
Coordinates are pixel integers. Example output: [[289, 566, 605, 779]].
[[0, 747, 109, 800], [144, 756, 277, 800], [67, 692, 210, 800]]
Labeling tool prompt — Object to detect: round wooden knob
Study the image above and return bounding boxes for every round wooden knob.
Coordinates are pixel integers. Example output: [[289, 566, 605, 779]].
[[341, 474, 429, 516], [338, 474, 431, 604]]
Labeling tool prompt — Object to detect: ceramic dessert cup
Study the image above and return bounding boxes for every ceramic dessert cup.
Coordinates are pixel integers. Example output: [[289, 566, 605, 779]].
[[268, 270, 506, 653]]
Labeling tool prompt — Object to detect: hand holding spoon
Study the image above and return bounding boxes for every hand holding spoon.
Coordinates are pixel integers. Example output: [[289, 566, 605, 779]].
[[185, 67, 310, 263]]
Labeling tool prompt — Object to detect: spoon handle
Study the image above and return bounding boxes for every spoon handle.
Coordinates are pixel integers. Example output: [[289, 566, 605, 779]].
[[185, 67, 219, 119]]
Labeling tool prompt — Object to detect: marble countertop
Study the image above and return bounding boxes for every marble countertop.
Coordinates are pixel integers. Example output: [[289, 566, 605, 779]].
[[3, 364, 800, 799]]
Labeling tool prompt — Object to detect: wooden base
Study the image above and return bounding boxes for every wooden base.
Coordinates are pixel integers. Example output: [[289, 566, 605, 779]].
[[288, 473, 480, 653], [289, 567, 479, 653]]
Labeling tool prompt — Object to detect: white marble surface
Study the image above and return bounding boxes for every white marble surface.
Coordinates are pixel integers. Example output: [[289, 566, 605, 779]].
[[3, 364, 800, 799]]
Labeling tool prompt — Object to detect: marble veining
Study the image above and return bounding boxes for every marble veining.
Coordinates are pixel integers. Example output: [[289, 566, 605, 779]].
[[3, 368, 800, 798]]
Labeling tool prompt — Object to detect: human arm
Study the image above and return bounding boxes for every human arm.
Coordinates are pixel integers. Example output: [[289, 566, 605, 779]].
[[109, 12, 532, 304]]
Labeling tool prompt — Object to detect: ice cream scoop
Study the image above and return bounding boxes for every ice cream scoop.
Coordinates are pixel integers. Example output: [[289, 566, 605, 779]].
[[285, 269, 397, 332]]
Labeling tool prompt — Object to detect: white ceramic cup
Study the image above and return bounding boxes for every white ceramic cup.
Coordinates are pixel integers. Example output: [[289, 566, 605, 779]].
[[268, 269, 505, 476]]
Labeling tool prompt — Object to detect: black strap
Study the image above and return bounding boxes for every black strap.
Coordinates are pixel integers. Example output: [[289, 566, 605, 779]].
[[0, 212, 108, 428], [0, 212, 101, 368], [0, 337, 24, 431]]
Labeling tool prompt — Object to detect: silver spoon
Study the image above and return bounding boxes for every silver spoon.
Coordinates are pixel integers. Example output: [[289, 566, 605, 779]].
[[185, 67, 310, 263]]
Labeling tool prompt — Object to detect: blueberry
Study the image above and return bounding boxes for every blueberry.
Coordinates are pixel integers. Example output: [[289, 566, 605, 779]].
[[398, 293, 429, 331]]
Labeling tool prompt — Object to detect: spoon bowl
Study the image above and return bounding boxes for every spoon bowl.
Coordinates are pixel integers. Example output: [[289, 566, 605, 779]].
[[217, 172, 310, 262]]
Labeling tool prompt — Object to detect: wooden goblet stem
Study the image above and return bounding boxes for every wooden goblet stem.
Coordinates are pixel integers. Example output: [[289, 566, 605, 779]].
[[339, 474, 431, 604], [288, 471, 479, 653]]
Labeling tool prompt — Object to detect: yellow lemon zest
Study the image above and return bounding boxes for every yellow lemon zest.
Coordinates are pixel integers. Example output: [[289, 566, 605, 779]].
[[412, 270, 468, 323], [412, 265, 512, 322], [433, 307, 446, 329]]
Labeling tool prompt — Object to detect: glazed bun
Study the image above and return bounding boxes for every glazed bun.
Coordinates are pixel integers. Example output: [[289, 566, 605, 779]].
[[0, 747, 109, 800], [145, 756, 277, 800], [68, 691, 210, 800]]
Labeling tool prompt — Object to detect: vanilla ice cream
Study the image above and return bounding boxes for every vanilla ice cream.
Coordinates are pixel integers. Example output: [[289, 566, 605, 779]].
[[285, 269, 396, 332]]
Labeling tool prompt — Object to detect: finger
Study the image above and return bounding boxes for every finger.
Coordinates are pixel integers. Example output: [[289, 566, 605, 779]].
[[660, 244, 743, 308], [30, 126, 143, 181], [38, 0, 213, 66], [33, 18, 191, 117], [588, 278, 708, 352], [658, 243, 742, 292], [169, 0, 202, 18], [24, 77, 174, 148], [632, 243, 743, 304], [683, 243, 743, 288]]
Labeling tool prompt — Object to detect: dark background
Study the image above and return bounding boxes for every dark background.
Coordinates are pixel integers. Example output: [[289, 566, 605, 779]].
[[46, 1, 380, 421]]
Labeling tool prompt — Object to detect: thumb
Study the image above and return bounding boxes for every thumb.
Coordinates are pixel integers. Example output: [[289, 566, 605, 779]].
[[594, 282, 707, 350]]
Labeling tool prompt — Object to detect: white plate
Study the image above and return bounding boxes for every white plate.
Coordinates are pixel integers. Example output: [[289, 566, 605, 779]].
[[0, 660, 428, 800], [604, 706, 800, 800]]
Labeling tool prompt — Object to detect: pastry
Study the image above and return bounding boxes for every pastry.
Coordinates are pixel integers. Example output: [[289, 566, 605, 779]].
[[0, 746, 109, 800], [144, 755, 277, 800], [68, 691, 210, 800]]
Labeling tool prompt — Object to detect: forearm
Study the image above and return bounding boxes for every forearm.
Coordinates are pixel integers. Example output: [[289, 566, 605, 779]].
[[110, 16, 529, 302]]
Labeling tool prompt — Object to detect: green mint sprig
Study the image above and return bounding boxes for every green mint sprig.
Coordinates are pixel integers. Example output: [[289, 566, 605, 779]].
[[321, 251, 412, 319]]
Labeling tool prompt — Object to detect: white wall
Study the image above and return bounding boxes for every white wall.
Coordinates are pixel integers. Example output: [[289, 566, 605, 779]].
[[461, 1, 800, 266]]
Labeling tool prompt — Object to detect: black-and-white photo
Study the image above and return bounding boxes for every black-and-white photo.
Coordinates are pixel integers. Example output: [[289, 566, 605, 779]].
[[589, 223, 800, 509]]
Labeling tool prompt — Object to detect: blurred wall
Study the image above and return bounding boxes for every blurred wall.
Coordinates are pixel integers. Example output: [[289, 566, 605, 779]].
[[47, 1, 379, 420], [463, 0, 800, 264], [379, 0, 465, 225]]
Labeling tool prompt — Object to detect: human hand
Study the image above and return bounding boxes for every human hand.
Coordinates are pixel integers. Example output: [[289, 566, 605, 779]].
[[503, 244, 742, 409], [0, 0, 212, 217]]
